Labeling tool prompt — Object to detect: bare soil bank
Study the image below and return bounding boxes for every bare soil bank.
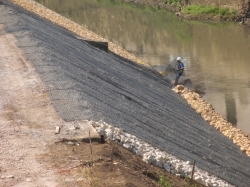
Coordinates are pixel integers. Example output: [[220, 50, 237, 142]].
[[38, 140, 206, 187]]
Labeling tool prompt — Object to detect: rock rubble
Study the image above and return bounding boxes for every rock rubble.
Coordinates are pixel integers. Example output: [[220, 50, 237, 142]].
[[92, 120, 234, 187], [172, 85, 250, 157]]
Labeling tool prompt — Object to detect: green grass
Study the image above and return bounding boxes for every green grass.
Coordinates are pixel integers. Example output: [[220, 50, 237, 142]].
[[183, 5, 238, 16], [165, 0, 182, 7], [158, 175, 173, 187]]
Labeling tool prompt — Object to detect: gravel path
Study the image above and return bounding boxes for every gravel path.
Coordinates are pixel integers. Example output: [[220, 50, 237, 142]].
[[1, 1, 250, 186], [0, 20, 59, 187]]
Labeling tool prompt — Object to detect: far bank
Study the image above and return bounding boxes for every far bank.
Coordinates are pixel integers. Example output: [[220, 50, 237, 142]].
[[123, 0, 250, 23]]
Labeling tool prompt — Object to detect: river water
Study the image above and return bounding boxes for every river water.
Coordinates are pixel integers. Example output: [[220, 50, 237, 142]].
[[35, 0, 250, 136]]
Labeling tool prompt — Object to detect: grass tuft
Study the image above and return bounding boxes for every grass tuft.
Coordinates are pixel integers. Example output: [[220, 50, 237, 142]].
[[182, 5, 238, 16]]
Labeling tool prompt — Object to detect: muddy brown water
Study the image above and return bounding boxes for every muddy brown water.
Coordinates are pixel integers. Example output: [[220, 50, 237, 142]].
[[35, 0, 250, 136]]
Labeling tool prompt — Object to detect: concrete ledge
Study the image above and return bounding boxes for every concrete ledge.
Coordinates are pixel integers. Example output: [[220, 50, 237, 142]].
[[78, 120, 101, 143], [57, 120, 101, 143]]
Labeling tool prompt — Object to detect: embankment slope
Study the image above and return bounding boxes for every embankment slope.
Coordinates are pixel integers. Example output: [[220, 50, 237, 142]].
[[0, 0, 250, 186]]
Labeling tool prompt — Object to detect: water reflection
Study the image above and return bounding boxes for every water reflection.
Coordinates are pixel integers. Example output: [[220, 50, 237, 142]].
[[35, 0, 250, 135], [225, 93, 237, 126]]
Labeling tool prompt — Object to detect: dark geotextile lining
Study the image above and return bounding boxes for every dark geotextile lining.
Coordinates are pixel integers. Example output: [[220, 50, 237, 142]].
[[0, 1, 250, 186]]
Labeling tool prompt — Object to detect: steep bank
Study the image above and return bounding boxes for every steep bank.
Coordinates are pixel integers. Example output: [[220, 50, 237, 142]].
[[12, 0, 147, 66], [2, 0, 250, 186], [0, 27, 206, 187]]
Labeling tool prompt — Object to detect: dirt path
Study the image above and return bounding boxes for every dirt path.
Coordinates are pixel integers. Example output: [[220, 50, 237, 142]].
[[0, 25, 62, 187]]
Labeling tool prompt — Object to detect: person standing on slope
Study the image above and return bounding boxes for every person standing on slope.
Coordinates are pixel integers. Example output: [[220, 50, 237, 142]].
[[174, 57, 184, 86]]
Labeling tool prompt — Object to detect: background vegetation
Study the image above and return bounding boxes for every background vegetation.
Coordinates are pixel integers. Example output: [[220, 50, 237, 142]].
[[165, 0, 182, 7]]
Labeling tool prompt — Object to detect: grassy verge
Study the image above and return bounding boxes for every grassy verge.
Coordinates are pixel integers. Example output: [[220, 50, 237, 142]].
[[182, 5, 239, 19]]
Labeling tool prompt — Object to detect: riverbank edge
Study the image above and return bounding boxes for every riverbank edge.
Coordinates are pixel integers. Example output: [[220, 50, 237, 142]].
[[123, 0, 249, 24], [10, 0, 249, 157]]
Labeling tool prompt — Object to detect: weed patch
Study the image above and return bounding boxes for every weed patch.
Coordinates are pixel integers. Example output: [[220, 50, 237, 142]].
[[158, 175, 173, 187], [183, 5, 238, 17]]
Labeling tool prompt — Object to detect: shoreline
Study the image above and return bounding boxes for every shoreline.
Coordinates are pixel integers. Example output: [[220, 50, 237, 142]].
[[123, 0, 250, 25]]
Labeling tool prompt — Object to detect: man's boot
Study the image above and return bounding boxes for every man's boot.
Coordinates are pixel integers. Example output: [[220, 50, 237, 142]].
[[174, 79, 178, 86]]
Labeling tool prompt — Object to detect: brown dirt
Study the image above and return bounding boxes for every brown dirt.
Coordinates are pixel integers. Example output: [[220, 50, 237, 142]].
[[0, 24, 62, 187], [37, 140, 206, 187], [0, 22, 205, 187]]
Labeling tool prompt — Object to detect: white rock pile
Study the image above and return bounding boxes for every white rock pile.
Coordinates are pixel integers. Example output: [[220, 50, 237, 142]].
[[92, 120, 234, 187]]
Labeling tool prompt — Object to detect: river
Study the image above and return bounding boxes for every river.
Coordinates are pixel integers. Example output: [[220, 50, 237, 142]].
[[35, 0, 250, 136]]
